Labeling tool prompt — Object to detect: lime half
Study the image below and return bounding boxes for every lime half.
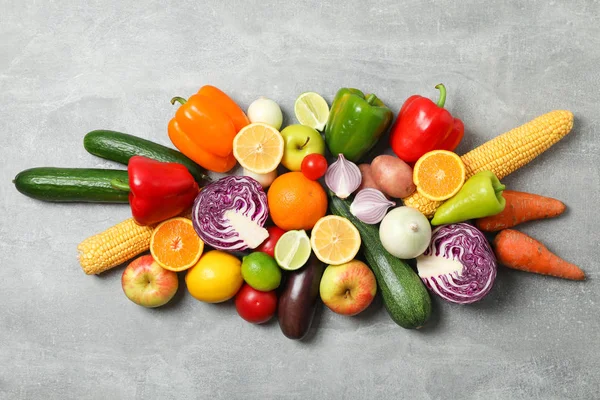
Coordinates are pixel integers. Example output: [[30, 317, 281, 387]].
[[294, 92, 329, 131], [274, 230, 312, 271]]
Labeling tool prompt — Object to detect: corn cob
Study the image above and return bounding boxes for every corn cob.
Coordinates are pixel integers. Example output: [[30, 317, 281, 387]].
[[78, 218, 154, 275], [403, 110, 574, 217]]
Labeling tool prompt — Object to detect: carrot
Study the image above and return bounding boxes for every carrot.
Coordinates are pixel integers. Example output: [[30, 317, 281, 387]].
[[476, 190, 566, 232], [493, 229, 585, 280]]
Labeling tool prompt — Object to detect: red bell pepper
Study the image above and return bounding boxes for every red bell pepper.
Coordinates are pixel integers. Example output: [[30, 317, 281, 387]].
[[112, 156, 199, 226], [389, 84, 464, 163]]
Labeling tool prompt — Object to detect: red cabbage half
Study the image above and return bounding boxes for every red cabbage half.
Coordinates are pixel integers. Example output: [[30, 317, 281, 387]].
[[416, 223, 496, 304], [192, 176, 269, 251]]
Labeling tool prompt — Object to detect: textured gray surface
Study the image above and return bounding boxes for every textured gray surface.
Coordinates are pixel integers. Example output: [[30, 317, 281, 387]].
[[1, 1, 599, 399]]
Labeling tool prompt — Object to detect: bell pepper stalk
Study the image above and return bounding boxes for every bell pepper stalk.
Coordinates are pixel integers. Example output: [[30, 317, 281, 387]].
[[431, 170, 506, 226], [324, 88, 393, 163], [111, 156, 199, 226], [389, 84, 465, 163], [168, 85, 250, 173]]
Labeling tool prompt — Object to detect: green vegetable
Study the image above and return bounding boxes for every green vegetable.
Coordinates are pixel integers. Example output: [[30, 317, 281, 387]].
[[13, 168, 130, 203], [431, 170, 506, 226], [329, 193, 431, 329], [324, 88, 393, 162], [83, 130, 210, 184]]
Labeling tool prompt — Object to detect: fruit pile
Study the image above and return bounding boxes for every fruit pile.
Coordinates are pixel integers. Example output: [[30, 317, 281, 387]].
[[13, 84, 585, 338]]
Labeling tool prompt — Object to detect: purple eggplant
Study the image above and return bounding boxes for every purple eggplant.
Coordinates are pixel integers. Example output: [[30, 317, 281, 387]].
[[277, 255, 325, 340]]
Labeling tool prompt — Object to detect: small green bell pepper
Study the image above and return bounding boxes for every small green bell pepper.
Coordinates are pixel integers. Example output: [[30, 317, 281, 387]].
[[431, 170, 506, 226], [324, 88, 393, 162]]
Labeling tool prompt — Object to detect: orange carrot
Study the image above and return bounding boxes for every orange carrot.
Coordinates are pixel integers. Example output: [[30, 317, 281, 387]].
[[476, 190, 566, 232], [493, 229, 585, 280]]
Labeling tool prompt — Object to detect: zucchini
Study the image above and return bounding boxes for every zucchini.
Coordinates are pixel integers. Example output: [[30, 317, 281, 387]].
[[329, 193, 431, 329], [13, 167, 130, 203], [83, 130, 209, 184]]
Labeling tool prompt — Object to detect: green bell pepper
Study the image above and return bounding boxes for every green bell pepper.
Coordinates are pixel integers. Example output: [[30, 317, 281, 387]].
[[431, 170, 506, 226], [324, 88, 393, 162]]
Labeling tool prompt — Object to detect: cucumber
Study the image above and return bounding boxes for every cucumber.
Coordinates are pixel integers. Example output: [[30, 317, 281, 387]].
[[329, 194, 431, 329], [13, 167, 130, 203], [83, 130, 209, 184]]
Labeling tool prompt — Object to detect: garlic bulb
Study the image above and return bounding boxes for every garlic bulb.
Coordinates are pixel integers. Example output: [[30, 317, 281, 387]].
[[325, 154, 362, 199], [350, 188, 395, 224]]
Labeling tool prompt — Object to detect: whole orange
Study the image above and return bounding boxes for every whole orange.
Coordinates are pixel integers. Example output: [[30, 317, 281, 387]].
[[267, 172, 328, 230]]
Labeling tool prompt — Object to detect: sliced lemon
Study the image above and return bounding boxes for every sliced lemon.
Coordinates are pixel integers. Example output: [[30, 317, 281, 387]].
[[233, 123, 284, 174], [310, 215, 361, 265], [294, 92, 329, 131], [274, 230, 312, 271]]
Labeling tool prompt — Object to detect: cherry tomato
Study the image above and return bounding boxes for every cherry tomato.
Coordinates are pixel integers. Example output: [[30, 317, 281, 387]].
[[256, 226, 286, 257], [301, 154, 328, 180], [235, 284, 277, 324]]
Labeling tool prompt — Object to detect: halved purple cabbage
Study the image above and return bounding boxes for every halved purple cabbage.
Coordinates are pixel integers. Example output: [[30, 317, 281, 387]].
[[416, 223, 496, 304], [192, 176, 269, 251]]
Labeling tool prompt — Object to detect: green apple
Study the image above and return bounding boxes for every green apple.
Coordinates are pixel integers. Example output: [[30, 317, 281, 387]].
[[319, 260, 377, 316], [280, 124, 325, 171]]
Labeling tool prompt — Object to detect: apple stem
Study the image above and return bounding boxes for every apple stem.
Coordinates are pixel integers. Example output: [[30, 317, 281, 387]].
[[299, 136, 310, 150]]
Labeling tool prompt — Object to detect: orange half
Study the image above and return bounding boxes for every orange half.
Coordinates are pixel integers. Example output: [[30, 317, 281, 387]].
[[150, 218, 204, 272], [233, 123, 284, 174], [413, 150, 466, 201], [310, 216, 361, 265]]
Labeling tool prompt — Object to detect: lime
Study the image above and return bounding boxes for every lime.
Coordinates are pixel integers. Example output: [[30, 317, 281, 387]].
[[241, 252, 282, 291], [294, 92, 329, 131], [274, 230, 312, 271]]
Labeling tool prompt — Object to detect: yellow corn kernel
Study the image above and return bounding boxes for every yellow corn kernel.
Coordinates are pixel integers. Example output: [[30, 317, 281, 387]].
[[77, 218, 154, 275], [403, 110, 574, 217]]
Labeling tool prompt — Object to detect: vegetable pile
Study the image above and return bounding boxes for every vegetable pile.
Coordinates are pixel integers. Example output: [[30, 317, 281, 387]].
[[13, 83, 585, 339]]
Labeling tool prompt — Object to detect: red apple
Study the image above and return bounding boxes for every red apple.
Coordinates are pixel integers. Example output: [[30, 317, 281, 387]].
[[121, 255, 179, 308], [319, 260, 377, 316], [235, 284, 277, 324]]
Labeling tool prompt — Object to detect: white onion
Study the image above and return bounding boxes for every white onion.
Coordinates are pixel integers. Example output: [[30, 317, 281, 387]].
[[247, 97, 283, 130]]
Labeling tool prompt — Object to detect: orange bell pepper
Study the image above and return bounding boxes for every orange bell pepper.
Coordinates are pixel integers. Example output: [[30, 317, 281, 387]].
[[168, 86, 250, 173]]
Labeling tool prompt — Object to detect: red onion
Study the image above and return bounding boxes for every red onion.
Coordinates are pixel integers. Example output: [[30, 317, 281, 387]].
[[350, 188, 395, 224], [192, 176, 269, 251], [416, 223, 496, 304], [325, 154, 361, 199]]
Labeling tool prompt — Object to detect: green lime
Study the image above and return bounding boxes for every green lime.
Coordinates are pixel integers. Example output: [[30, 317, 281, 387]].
[[294, 92, 329, 131], [241, 252, 282, 291], [274, 230, 312, 271]]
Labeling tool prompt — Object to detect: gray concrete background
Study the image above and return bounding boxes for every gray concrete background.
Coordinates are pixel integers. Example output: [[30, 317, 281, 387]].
[[1, 1, 599, 399]]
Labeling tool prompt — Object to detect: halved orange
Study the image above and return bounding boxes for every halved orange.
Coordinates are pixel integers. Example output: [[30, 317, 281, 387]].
[[233, 122, 284, 174], [413, 150, 466, 201], [150, 218, 204, 271], [310, 216, 361, 265]]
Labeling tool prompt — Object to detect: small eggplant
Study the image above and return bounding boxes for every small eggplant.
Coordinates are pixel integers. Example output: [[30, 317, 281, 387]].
[[277, 255, 325, 340]]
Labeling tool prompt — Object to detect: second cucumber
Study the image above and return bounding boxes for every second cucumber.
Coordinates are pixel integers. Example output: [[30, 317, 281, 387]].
[[13, 168, 130, 203], [84, 130, 210, 184]]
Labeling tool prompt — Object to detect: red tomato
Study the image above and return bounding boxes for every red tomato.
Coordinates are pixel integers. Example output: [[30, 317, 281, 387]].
[[256, 226, 286, 257], [301, 154, 328, 180], [235, 284, 277, 324]]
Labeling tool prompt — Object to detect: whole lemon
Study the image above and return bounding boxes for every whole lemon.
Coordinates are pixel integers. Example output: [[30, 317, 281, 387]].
[[185, 250, 243, 303]]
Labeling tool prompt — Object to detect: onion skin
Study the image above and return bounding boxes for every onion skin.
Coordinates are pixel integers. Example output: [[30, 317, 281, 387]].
[[417, 223, 496, 304], [192, 176, 269, 251]]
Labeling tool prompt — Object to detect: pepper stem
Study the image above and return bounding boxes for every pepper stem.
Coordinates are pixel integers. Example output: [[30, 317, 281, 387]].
[[299, 136, 310, 150], [170, 96, 187, 106], [110, 179, 131, 192], [495, 183, 506, 193], [434, 84, 446, 108], [365, 94, 377, 105]]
